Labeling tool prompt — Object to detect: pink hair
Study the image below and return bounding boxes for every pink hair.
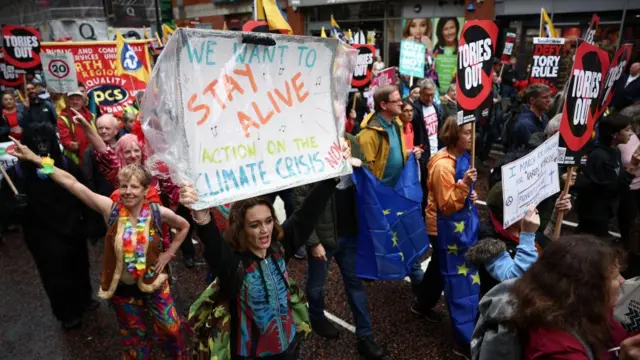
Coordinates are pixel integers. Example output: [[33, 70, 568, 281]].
[[115, 134, 146, 165]]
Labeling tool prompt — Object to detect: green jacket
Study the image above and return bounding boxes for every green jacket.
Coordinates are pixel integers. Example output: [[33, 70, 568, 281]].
[[292, 133, 366, 250]]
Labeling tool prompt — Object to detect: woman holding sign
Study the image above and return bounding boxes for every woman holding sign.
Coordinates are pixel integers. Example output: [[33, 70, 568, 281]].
[[181, 145, 351, 360], [413, 116, 478, 357], [8, 138, 190, 359]]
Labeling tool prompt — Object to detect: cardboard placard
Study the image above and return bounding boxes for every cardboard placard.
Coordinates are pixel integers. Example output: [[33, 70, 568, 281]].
[[595, 43, 633, 117], [501, 133, 561, 228], [351, 44, 375, 89], [399, 40, 426, 78], [1, 25, 41, 73], [41, 52, 79, 93], [558, 41, 610, 165], [529, 37, 565, 94], [455, 20, 498, 125], [40, 41, 151, 115]]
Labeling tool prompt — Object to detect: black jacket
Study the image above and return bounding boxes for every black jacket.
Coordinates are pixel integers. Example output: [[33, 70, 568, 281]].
[[575, 143, 634, 225], [195, 179, 336, 356], [0, 157, 89, 238], [82, 144, 115, 197], [21, 99, 57, 128]]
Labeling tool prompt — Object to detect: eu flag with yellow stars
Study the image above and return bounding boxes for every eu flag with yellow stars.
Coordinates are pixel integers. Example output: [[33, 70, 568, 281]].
[[353, 153, 429, 280], [436, 151, 480, 346]]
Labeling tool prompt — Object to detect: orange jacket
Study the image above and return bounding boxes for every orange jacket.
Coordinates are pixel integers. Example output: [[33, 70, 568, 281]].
[[425, 149, 471, 235]]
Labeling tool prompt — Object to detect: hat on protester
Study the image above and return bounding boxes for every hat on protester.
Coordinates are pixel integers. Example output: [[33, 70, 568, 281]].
[[67, 90, 83, 98]]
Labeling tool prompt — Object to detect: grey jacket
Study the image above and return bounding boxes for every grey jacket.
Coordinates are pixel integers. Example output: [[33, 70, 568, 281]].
[[471, 279, 595, 360]]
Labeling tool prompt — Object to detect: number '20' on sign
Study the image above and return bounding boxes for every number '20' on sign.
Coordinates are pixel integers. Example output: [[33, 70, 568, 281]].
[[48, 60, 69, 79]]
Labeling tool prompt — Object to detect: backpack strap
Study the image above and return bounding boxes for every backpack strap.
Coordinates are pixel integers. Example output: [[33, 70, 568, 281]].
[[568, 330, 595, 360]]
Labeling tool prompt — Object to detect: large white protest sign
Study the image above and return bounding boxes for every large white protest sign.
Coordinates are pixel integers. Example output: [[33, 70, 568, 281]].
[[141, 29, 356, 210], [399, 40, 425, 78], [41, 52, 78, 93], [0, 142, 18, 180], [501, 133, 561, 228]]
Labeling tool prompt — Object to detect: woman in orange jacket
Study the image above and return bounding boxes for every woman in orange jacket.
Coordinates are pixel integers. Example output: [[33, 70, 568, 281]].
[[412, 115, 479, 358]]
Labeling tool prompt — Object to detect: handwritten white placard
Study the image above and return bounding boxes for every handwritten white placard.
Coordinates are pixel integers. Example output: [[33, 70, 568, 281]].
[[501, 133, 561, 228], [167, 30, 352, 210]]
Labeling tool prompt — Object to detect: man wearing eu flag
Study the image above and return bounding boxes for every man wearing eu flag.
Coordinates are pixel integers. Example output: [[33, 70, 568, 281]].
[[357, 85, 427, 284]]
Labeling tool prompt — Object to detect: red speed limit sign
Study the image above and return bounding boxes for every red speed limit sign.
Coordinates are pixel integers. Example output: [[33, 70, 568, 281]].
[[48, 59, 70, 79]]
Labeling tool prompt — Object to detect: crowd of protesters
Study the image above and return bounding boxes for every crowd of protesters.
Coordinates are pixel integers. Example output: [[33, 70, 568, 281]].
[[2, 52, 640, 360]]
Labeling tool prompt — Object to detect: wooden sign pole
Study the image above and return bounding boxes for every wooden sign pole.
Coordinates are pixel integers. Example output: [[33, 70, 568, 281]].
[[553, 166, 576, 240]]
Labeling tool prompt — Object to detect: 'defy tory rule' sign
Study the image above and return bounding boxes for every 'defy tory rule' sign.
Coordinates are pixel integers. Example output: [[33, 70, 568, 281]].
[[559, 41, 610, 166], [456, 20, 498, 126], [529, 37, 565, 94], [1, 25, 41, 73], [145, 29, 354, 210]]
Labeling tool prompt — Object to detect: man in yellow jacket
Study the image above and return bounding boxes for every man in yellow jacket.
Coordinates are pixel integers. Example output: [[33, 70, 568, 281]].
[[356, 85, 427, 290], [357, 85, 423, 186]]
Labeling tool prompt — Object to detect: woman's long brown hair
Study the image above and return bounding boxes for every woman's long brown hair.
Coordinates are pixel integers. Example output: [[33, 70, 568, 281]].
[[511, 235, 624, 357], [224, 196, 284, 252]]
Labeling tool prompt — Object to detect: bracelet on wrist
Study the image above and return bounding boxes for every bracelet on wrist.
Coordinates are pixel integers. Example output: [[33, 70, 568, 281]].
[[192, 212, 211, 225]]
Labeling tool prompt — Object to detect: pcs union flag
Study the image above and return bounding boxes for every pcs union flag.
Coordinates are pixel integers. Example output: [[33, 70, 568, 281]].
[[115, 31, 149, 84]]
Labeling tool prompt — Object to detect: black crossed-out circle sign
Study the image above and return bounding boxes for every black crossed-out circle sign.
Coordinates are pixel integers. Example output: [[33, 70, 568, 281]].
[[48, 59, 70, 79]]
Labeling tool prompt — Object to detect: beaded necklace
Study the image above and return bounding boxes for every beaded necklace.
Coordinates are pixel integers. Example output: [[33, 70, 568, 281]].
[[120, 202, 151, 279]]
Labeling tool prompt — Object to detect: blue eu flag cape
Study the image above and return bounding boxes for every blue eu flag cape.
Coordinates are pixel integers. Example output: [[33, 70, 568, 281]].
[[353, 153, 429, 280], [436, 151, 480, 346]]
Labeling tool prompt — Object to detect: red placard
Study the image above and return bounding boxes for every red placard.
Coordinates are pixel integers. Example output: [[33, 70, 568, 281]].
[[594, 43, 633, 118], [351, 44, 375, 89], [0, 49, 24, 88], [40, 41, 151, 115], [529, 37, 565, 94], [559, 41, 610, 165], [584, 14, 600, 45], [1, 25, 41, 72], [456, 20, 498, 125]]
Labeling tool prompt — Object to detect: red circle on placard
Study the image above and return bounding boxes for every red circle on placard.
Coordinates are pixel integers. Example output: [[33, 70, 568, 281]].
[[48, 59, 70, 79]]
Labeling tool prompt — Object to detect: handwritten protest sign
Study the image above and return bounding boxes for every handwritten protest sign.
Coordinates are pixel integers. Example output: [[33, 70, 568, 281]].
[[0, 142, 18, 180], [529, 37, 565, 94], [142, 29, 355, 210], [399, 40, 425, 78], [501, 133, 561, 228]]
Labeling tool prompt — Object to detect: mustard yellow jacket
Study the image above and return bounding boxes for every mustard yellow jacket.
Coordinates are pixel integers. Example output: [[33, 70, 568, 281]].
[[356, 112, 409, 180]]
